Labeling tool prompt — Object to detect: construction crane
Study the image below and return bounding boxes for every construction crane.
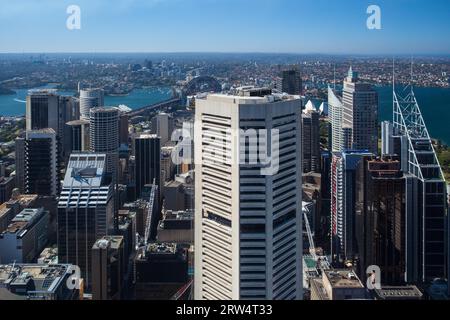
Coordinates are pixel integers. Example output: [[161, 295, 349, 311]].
[[144, 180, 157, 247], [303, 204, 317, 261], [171, 279, 194, 300], [303, 203, 331, 271]]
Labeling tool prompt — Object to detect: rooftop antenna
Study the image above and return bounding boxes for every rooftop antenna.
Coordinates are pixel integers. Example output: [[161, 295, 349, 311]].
[[410, 56, 414, 92], [392, 57, 396, 122], [333, 64, 336, 90], [392, 57, 395, 93]]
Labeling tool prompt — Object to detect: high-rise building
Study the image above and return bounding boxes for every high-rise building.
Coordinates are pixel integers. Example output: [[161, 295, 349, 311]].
[[91, 236, 125, 300], [342, 67, 379, 154], [14, 137, 26, 194], [194, 88, 303, 300], [59, 95, 80, 124], [161, 145, 175, 184], [26, 91, 78, 160], [133, 134, 161, 200], [80, 88, 104, 120], [65, 119, 90, 154], [119, 113, 130, 145], [277, 69, 302, 95], [384, 86, 449, 284], [302, 107, 321, 173], [58, 153, 115, 289], [330, 150, 373, 263], [328, 86, 345, 152], [151, 113, 173, 146], [24, 129, 59, 197], [89, 107, 119, 182], [354, 156, 409, 285], [26, 90, 60, 133]]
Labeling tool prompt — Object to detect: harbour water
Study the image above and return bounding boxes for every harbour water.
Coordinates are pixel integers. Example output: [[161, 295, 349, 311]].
[[311, 86, 450, 145], [1, 85, 449, 144], [0, 86, 173, 117]]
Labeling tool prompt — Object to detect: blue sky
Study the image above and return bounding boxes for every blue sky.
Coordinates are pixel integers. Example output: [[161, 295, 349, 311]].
[[0, 0, 449, 54]]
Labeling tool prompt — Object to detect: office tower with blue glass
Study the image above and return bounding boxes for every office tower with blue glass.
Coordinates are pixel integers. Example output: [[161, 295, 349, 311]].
[[382, 85, 448, 284]]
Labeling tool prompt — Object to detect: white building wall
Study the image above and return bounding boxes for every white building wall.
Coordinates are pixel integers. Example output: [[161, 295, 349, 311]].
[[195, 93, 303, 300]]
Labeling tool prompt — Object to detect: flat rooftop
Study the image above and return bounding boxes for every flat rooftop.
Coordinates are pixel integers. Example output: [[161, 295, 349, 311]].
[[0, 264, 72, 295], [206, 93, 300, 105], [374, 286, 423, 300], [0, 204, 12, 219], [3, 208, 45, 235], [66, 119, 89, 126], [93, 236, 124, 250], [324, 270, 364, 289], [200, 86, 300, 105], [28, 89, 58, 96]]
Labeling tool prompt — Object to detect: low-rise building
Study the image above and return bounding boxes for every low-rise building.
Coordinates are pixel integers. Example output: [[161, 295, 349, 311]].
[[310, 269, 366, 300], [157, 209, 193, 243], [37, 247, 58, 265], [91, 236, 125, 300], [134, 243, 189, 300], [0, 208, 49, 264], [0, 264, 82, 300], [373, 286, 423, 300], [0, 193, 38, 233]]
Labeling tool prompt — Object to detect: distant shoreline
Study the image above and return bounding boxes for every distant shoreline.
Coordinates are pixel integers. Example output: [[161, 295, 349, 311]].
[[0, 88, 16, 95]]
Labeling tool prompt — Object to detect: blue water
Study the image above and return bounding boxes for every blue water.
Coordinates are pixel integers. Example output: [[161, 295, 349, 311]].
[[1, 85, 449, 144], [311, 86, 450, 145], [0, 86, 173, 117]]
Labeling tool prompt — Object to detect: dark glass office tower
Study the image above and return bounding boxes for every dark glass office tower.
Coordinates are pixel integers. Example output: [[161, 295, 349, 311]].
[[24, 129, 59, 196], [26, 91, 59, 131], [302, 109, 321, 173], [381, 86, 449, 285], [277, 69, 302, 95], [133, 134, 161, 200], [58, 153, 114, 290], [26, 91, 79, 163], [355, 156, 408, 285]]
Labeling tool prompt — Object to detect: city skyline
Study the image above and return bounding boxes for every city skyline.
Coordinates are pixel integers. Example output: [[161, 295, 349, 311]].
[[0, 0, 449, 304], [1, 0, 450, 54]]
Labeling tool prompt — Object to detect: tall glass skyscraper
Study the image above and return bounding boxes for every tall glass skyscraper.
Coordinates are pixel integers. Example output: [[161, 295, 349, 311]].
[[24, 129, 59, 197], [133, 134, 161, 200], [382, 86, 449, 284]]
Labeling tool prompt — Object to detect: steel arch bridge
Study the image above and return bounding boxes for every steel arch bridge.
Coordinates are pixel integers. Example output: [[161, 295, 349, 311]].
[[184, 76, 221, 96]]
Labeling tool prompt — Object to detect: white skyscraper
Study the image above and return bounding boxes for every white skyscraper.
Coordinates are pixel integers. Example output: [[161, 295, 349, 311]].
[[328, 86, 344, 152], [342, 67, 378, 154], [89, 107, 119, 181], [194, 87, 303, 300], [80, 88, 105, 120]]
